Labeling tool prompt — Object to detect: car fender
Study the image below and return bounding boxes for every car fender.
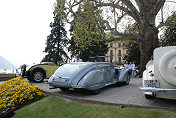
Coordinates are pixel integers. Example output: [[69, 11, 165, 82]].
[[118, 69, 130, 82], [78, 70, 104, 90]]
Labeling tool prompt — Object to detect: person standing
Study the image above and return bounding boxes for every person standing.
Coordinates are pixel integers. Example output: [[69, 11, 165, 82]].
[[128, 62, 132, 76], [75, 54, 83, 62], [16, 69, 19, 77], [131, 62, 136, 78], [124, 61, 129, 69]]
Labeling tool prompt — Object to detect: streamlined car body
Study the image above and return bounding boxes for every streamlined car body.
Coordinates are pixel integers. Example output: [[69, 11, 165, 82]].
[[48, 62, 130, 94]]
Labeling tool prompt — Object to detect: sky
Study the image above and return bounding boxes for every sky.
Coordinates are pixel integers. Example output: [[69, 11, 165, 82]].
[[0, 0, 56, 67]]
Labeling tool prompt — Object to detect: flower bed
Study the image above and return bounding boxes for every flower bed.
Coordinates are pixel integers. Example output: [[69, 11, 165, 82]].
[[0, 76, 44, 111]]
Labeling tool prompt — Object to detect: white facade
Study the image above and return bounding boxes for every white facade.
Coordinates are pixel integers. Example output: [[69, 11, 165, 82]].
[[106, 41, 128, 65]]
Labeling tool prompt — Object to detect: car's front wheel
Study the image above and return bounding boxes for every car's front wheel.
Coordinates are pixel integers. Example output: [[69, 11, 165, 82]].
[[30, 70, 45, 83], [21, 64, 26, 77], [123, 74, 130, 85], [145, 94, 154, 99]]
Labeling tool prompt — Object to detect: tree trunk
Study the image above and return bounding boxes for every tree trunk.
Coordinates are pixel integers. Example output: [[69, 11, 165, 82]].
[[137, 25, 159, 77]]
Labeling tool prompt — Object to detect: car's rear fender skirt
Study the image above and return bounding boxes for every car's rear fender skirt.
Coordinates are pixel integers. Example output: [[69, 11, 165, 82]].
[[118, 69, 129, 82], [77, 70, 105, 90]]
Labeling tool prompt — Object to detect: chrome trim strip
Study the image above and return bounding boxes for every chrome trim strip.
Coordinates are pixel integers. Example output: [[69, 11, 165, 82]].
[[139, 87, 176, 93], [71, 85, 85, 88]]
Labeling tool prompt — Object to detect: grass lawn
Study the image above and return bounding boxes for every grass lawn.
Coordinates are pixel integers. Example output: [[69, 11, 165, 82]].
[[13, 96, 176, 118]]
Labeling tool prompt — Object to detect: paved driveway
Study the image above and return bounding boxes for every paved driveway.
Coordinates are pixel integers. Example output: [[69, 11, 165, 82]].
[[23, 78, 176, 110]]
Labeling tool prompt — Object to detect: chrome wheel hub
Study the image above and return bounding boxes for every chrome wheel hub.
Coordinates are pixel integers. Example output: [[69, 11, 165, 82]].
[[34, 72, 43, 81]]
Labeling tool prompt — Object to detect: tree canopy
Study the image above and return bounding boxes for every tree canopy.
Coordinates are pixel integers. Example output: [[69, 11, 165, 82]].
[[68, 5, 109, 61], [54, 0, 176, 75], [160, 12, 176, 46], [42, 13, 68, 63], [70, 1, 105, 48], [123, 23, 140, 66]]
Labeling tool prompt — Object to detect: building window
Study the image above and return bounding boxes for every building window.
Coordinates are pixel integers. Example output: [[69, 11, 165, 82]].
[[119, 43, 121, 48], [113, 43, 115, 47], [110, 50, 113, 56], [119, 57, 121, 63], [110, 43, 113, 47], [118, 50, 121, 56], [123, 42, 127, 47], [126, 50, 128, 54], [122, 43, 124, 47], [116, 43, 118, 47]]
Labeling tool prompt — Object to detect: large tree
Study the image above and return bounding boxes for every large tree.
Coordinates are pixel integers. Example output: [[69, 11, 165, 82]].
[[55, 0, 175, 74], [124, 41, 140, 66], [42, 13, 68, 63], [123, 23, 140, 66], [160, 12, 176, 46], [68, 3, 109, 61]]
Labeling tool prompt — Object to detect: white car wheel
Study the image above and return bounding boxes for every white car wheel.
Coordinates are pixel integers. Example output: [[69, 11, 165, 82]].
[[159, 50, 176, 86]]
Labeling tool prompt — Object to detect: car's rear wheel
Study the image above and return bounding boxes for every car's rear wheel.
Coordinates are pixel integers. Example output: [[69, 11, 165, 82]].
[[91, 89, 101, 95], [30, 70, 45, 83], [145, 94, 154, 99], [60, 88, 69, 91], [123, 74, 130, 85]]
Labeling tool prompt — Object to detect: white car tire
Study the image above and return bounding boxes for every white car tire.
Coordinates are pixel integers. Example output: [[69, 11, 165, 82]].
[[159, 50, 176, 86]]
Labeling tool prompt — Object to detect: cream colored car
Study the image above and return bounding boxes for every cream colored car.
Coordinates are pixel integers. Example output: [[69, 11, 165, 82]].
[[140, 46, 176, 100], [21, 62, 61, 82]]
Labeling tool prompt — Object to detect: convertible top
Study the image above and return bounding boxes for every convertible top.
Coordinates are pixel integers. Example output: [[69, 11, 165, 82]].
[[40, 62, 56, 66]]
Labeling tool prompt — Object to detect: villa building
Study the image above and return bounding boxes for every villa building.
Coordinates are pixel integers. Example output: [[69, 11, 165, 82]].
[[106, 40, 128, 65]]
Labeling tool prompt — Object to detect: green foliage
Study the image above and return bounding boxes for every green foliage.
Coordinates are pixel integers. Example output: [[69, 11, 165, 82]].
[[79, 40, 108, 62], [75, 40, 108, 62], [67, 1, 108, 61], [160, 12, 176, 46], [68, 25, 109, 62], [123, 42, 140, 66], [42, 13, 68, 63], [124, 23, 139, 35], [14, 96, 176, 118], [71, 1, 105, 49], [54, 0, 66, 21], [123, 23, 140, 65]]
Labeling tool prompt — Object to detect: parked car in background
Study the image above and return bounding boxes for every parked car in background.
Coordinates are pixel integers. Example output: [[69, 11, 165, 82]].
[[140, 46, 176, 100], [48, 56, 131, 94], [21, 62, 63, 82]]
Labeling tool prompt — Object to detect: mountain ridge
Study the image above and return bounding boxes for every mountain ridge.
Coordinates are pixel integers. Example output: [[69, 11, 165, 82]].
[[0, 56, 17, 70]]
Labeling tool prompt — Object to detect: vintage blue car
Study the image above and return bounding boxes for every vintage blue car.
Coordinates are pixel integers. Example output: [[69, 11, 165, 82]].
[[48, 61, 130, 94]]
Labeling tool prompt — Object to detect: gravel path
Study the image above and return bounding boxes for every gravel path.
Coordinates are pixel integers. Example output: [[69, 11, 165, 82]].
[[23, 78, 176, 110]]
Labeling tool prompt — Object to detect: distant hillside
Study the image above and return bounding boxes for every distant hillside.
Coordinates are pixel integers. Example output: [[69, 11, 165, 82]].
[[0, 56, 16, 70]]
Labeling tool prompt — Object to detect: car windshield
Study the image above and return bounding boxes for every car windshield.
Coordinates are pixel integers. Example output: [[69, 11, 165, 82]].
[[53, 63, 90, 78]]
